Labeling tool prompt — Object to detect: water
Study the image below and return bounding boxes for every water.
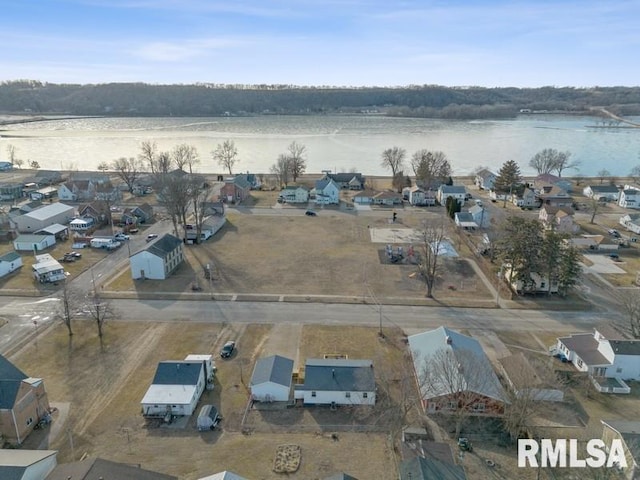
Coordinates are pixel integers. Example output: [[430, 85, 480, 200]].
[[1, 115, 638, 176]]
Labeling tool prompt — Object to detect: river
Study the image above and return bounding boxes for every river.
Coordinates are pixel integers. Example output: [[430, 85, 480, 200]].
[[0, 114, 638, 176]]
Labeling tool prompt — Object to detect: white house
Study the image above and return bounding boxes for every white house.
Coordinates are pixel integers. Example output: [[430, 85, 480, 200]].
[[436, 185, 466, 206], [454, 212, 477, 229], [620, 213, 640, 234], [294, 359, 376, 406], [406, 186, 436, 206], [279, 185, 310, 204], [13, 234, 56, 252], [0, 450, 58, 480], [141, 360, 206, 417], [69, 217, 95, 231], [583, 184, 620, 201], [56, 183, 78, 202], [250, 355, 294, 402], [504, 264, 559, 295], [353, 189, 376, 205], [130, 234, 184, 280], [0, 252, 22, 279], [474, 169, 496, 190], [619, 187, 640, 209], [32, 254, 66, 283], [314, 178, 340, 205]]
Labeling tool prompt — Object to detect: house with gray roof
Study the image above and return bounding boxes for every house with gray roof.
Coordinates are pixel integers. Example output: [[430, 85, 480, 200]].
[[0, 450, 58, 480], [454, 212, 477, 229], [601, 420, 640, 479], [220, 175, 251, 204], [0, 251, 22, 278], [141, 360, 206, 417], [583, 184, 620, 201], [129, 234, 184, 280], [250, 355, 294, 402], [0, 354, 50, 444], [324, 172, 365, 190], [45, 457, 177, 480], [436, 185, 467, 206], [474, 168, 496, 191], [399, 456, 467, 480], [468, 205, 490, 228], [313, 178, 340, 205], [554, 329, 640, 393], [294, 359, 376, 406], [279, 185, 310, 204], [408, 326, 507, 415]]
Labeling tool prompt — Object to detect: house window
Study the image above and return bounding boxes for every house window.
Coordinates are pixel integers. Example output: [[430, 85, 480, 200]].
[[448, 401, 457, 410], [311, 391, 316, 397], [26, 417, 33, 426], [363, 392, 368, 398], [616, 367, 623, 373], [577, 359, 583, 368], [540, 282, 546, 288], [474, 403, 485, 412], [345, 392, 351, 398]]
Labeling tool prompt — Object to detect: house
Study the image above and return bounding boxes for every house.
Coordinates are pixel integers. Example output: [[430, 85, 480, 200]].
[[601, 420, 640, 479], [474, 168, 496, 190], [437, 185, 467, 206], [141, 360, 207, 417], [372, 191, 403, 206], [185, 215, 227, 243], [323, 172, 365, 190], [0, 182, 24, 200], [129, 203, 154, 223], [533, 173, 573, 193], [537, 185, 573, 207], [620, 213, 640, 234], [112, 209, 138, 227], [468, 205, 490, 228], [36, 223, 70, 241], [0, 354, 51, 444], [0, 450, 58, 480], [352, 189, 376, 205], [512, 187, 539, 208], [78, 200, 111, 226], [454, 212, 478, 229], [94, 181, 122, 202], [405, 186, 436, 206], [14, 234, 56, 252], [554, 329, 640, 392], [0, 251, 22, 278], [0, 161, 13, 171], [45, 457, 177, 480], [399, 456, 467, 480], [130, 233, 184, 280], [498, 352, 564, 402], [69, 217, 95, 232], [58, 180, 96, 202], [12, 202, 75, 233], [250, 355, 294, 402], [583, 184, 620, 202], [294, 359, 376, 406], [567, 234, 618, 251], [408, 326, 507, 415], [504, 264, 559, 295], [619, 187, 640, 209], [279, 185, 310, 204], [538, 205, 578, 233], [220, 175, 251, 204], [32, 254, 66, 283], [30, 186, 58, 201], [314, 178, 340, 205], [197, 472, 248, 480], [236, 172, 261, 190]]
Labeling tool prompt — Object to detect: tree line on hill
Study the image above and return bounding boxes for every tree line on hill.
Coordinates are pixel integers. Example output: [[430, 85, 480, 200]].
[[3, 80, 640, 119]]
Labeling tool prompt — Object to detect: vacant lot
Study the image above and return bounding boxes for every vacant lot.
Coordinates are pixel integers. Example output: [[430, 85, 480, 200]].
[[15, 320, 398, 479]]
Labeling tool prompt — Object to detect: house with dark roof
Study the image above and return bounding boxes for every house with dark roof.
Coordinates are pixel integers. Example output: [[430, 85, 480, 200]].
[[294, 359, 376, 406], [0, 251, 22, 278], [372, 190, 402, 206], [583, 184, 620, 202], [619, 186, 640, 209], [408, 327, 507, 415], [0, 450, 58, 480], [474, 168, 496, 191], [220, 175, 251, 204], [554, 329, 640, 393], [250, 355, 294, 402], [141, 360, 207, 417], [0, 354, 51, 444], [399, 456, 467, 480], [129, 234, 184, 280], [323, 172, 365, 190], [45, 457, 177, 480], [454, 212, 477, 229], [538, 205, 578, 233], [533, 173, 573, 193], [537, 185, 573, 208], [34, 170, 63, 186], [468, 205, 490, 228], [601, 420, 640, 479], [437, 185, 467, 206], [313, 178, 340, 205]]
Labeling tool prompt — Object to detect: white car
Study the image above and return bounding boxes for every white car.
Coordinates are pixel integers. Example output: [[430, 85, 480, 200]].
[[114, 233, 130, 241]]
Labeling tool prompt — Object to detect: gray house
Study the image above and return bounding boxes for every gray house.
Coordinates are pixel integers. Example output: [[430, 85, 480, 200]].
[[250, 355, 294, 402]]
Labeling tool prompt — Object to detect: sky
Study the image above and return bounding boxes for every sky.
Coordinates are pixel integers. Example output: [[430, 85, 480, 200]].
[[1, 0, 640, 87]]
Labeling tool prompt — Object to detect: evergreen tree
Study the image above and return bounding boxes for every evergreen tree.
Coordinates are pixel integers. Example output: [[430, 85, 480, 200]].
[[494, 160, 522, 194]]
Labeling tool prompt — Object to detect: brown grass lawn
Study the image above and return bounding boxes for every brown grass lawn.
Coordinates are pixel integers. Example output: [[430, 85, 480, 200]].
[[13, 320, 397, 479]]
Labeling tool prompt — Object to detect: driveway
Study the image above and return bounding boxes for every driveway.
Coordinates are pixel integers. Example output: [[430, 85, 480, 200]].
[[582, 254, 626, 274]]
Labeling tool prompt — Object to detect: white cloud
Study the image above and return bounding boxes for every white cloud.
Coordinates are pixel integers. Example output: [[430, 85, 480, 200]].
[[131, 37, 246, 62]]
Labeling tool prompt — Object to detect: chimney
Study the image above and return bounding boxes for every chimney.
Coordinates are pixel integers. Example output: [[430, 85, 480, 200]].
[[446, 336, 452, 345]]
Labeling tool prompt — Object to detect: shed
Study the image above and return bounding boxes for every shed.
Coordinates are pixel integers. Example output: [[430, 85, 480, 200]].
[[14, 234, 56, 252], [36, 223, 69, 240], [197, 404, 220, 431], [0, 450, 58, 480], [250, 355, 294, 402], [32, 254, 66, 283], [0, 251, 22, 278]]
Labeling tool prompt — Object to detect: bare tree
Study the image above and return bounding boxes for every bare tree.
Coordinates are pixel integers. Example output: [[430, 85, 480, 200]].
[[57, 282, 83, 336], [614, 289, 640, 338], [554, 152, 580, 177], [417, 347, 500, 438], [597, 169, 611, 184], [212, 140, 239, 175], [6, 144, 22, 168], [172, 144, 199, 173], [417, 219, 447, 298], [191, 177, 213, 243], [156, 173, 193, 238], [629, 165, 640, 184], [588, 196, 601, 224], [286, 141, 307, 182], [111, 157, 144, 193], [155, 151, 174, 175], [528, 149, 578, 177], [270, 154, 291, 187], [381, 146, 406, 178], [96, 161, 110, 172], [138, 140, 158, 174], [29, 160, 40, 169], [85, 288, 115, 340], [410, 150, 451, 190]]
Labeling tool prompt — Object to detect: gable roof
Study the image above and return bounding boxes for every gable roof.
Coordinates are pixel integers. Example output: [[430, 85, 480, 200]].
[[315, 178, 339, 191], [197, 471, 249, 480], [475, 168, 496, 180], [226, 175, 251, 190], [439, 185, 466, 194], [145, 234, 182, 258], [601, 420, 640, 464], [152, 361, 204, 386], [327, 172, 364, 183], [45, 457, 177, 480], [24, 203, 74, 221], [0, 354, 28, 409], [535, 173, 561, 184], [0, 251, 21, 263], [297, 359, 375, 392], [588, 184, 619, 193], [467, 205, 485, 215], [454, 212, 475, 223], [0, 450, 57, 480], [399, 456, 467, 480], [408, 327, 507, 402], [250, 355, 294, 388]]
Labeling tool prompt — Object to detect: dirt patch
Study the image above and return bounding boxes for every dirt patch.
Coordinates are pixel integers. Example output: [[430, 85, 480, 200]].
[[273, 444, 301, 473]]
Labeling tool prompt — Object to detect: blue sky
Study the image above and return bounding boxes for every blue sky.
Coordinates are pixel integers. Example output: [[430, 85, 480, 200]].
[[1, 0, 639, 87]]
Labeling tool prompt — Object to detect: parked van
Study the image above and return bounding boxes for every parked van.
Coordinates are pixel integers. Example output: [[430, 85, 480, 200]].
[[197, 404, 220, 431], [90, 238, 120, 250]]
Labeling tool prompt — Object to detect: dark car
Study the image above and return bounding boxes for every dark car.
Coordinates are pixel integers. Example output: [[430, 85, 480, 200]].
[[220, 341, 236, 358], [609, 253, 620, 261], [305, 210, 317, 216]]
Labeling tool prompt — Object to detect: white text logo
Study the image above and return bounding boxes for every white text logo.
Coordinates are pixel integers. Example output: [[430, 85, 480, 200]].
[[518, 439, 627, 468]]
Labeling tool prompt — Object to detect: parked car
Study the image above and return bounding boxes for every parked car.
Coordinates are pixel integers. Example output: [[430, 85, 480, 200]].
[[128, 228, 139, 234], [609, 253, 620, 260], [66, 251, 82, 258], [305, 210, 317, 216], [146, 233, 159, 242], [608, 229, 621, 238], [220, 341, 236, 358], [114, 233, 130, 241]]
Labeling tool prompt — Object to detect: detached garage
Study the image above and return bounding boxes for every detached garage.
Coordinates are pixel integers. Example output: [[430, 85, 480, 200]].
[[250, 355, 294, 402], [14, 234, 56, 252]]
